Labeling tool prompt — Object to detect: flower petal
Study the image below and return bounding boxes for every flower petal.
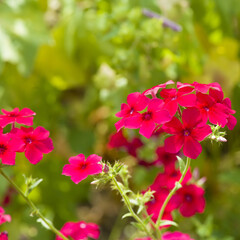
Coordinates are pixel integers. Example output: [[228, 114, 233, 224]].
[[164, 135, 184, 154], [183, 136, 202, 159], [139, 120, 156, 138]]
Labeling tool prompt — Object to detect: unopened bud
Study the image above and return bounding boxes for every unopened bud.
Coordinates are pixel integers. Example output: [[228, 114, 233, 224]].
[[217, 136, 227, 142], [103, 164, 109, 173]]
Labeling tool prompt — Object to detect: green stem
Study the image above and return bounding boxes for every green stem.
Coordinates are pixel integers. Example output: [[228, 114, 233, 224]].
[[156, 157, 191, 228], [111, 176, 156, 240], [0, 168, 69, 240]]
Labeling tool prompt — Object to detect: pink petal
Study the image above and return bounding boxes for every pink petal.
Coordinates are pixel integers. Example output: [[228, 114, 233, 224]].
[[1, 151, 16, 165], [164, 135, 184, 154], [196, 196, 206, 213], [33, 126, 50, 140], [164, 100, 178, 116], [191, 125, 212, 141], [209, 88, 223, 102], [16, 116, 34, 126], [35, 139, 54, 153], [182, 108, 202, 129], [115, 103, 130, 118], [69, 154, 85, 165], [2, 108, 19, 115], [86, 154, 102, 164], [148, 99, 164, 112], [163, 117, 183, 134], [208, 104, 228, 127], [19, 108, 36, 116], [127, 92, 142, 106], [8, 137, 25, 152], [183, 136, 202, 159], [124, 114, 142, 129], [84, 164, 103, 175], [227, 115, 237, 130], [115, 118, 125, 131], [152, 110, 171, 124], [179, 202, 197, 217], [25, 145, 43, 164], [0, 118, 13, 127], [160, 88, 176, 99], [177, 94, 196, 107], [139, 120, 156, 138]]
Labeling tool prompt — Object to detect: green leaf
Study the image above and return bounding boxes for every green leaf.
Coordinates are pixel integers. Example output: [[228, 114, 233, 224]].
[[122, 213, 132, 219], [36, 218, 52, 230], [177, 156, 185, 173], [159, 220, 178, 227]]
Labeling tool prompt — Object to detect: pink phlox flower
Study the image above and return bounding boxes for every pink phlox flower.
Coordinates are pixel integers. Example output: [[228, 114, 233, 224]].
[[162, 231, 195, 240], [143, 80, 174, 98], [0, 232, 8, 240], [10, 126, 54, 164], [126, 137, 144, 157], [56, 221, 100, 240], [196, 92, 229, 127], [153, 146, 177, 170], [107, 130, 128, 149], [2, 187, 16, 207], [192, 82, 222, 93], [115, 92, 150, 131], [164, 108, 212, 159], [124, 99, 171, 138], [0, 207, 11, 225], [0, 108, 35, 127], [209, 88, 237, 130], [62, 154, 103, 184], [172, 184, 205, 217], [160, 87, 196, 116], [0, 133, 22, 165]]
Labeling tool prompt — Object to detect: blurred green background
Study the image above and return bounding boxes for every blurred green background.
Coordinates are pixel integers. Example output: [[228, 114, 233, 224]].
[[0, 0, 239, 239]]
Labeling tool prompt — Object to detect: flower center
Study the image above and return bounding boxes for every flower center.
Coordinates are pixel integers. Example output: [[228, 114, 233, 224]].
[[80, 164, 87, 170], [183, 129, 190, 136], [171, 171, 178, 177], [0, 144, 7, 155], [184, 194, 193, 202], [143, 112, 152, 121], [203, 106, 209, 112], [130, 108, 134, 114], [24, 137, 33, 144]]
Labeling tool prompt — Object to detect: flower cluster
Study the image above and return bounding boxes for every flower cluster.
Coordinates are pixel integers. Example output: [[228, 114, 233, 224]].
[[115, 81, 236, 159], [0, 108, 54, 165], [56, 221, 100, 240]]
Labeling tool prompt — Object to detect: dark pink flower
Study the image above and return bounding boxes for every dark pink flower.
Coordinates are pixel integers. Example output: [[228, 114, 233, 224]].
[[0, 133, 22, 165], [56, 221, 100, 240], [0, 207, 11, 225], [0, 232, 8, 240], [62, 154, 103, 184], [0, 108, 35, 127], [126, 137, 144, 157], [192, 82, 222, 93], [164, 108, 212, 159], [143, 80, 174, 98], [125, 99, 171, 138], [107, 130, 128, 149], [10, 126, 54, 164], [115, 92, 150, 131], [153, 147, 177, 170], [172, 184, 205, 217], [196, 92, 229, 127], [162, 231, 195, 240], [209, 88, 237, 130], [160, 87, 196, 116]]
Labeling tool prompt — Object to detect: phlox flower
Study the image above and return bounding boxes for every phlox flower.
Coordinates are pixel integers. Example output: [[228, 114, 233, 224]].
[[0, 133, 22, 165], [172, 184, 205, 217], [10, 126, 54, 164], [62, 154, 103, 184], [0, 232, 8, 240], [56, 221, 100, 240], [115, 92, 150, 131], [0, 207, 11, 225], [164, 108, 212, 159], [0, 108, 35, 127], [107, 130, 128, 149], [125, 99, 171, 138]]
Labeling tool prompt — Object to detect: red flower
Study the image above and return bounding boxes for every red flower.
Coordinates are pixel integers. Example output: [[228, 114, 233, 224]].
[[0, 133, 22, 165], [0, 207, 11, 225], [160, 87, 196, 116], [115, 92, 150, 131], [62, 154, 103, 184], [153, 146, 177, 170], [0, 232, 8, 240], [164, 108, 212, 159], [172, 184, 205, 217], [162, 231, 195, 240], [196, 92, 229, 127], [10, 126, 54, 164], [107, 130, 128, 149], [0, 108, 35, 127], [125, 99, 171, 138], [56, 221, 100, 240]]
